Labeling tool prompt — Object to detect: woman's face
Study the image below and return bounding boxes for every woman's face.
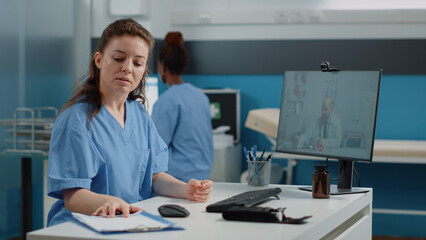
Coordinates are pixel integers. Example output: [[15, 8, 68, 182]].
[[95, 35, 149, 99]]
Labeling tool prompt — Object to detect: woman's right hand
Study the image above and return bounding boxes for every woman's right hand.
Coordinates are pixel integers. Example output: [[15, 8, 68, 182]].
[[91, 196, 142, 218]]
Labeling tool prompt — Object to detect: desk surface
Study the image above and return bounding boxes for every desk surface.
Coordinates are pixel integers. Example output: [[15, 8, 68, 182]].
[[28, 183, 372, 240]]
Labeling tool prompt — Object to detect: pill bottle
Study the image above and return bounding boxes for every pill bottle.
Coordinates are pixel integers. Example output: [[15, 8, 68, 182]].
[[312, 165, 330, 199]]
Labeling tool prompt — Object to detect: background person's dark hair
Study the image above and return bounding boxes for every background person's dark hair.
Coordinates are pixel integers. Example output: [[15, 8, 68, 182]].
[[159, 32, 188, 75], [61, 18, 155, 122]]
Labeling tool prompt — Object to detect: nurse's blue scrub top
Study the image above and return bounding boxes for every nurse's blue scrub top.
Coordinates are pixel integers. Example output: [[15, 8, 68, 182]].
[[152, 83, 213, 182], [47, 99, 168, 226]]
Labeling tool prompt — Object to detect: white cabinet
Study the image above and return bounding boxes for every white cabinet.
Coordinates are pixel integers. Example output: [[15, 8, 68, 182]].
[[209, 143, 242, 182]]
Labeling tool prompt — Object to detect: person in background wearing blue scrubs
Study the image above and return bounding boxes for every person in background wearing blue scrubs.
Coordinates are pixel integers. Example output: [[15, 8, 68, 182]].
[[46, 19, 213, 227], [152, 32, 214, 183]]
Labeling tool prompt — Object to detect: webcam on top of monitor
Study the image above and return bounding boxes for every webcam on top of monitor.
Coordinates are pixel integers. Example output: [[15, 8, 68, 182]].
[[320, 61, 339, 72]]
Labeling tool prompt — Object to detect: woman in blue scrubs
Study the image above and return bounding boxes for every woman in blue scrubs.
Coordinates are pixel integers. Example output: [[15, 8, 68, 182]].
[[152, 32, 213, 182], [47, 19, 213, 226]]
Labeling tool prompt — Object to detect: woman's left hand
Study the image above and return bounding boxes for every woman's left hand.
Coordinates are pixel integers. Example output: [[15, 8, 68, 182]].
[[186, 179, 213, 202]]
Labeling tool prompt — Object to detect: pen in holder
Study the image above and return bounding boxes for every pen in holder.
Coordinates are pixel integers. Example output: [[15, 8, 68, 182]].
[[247, 159, 271, 187]]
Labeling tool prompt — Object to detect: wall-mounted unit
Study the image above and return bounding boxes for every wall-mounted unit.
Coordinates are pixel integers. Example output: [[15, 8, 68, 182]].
[[170, 9, 426, 25], [110, 0, 148, 16]]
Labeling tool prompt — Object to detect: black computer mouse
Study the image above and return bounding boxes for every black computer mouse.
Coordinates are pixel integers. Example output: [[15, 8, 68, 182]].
[[158, 204, 190, 218]]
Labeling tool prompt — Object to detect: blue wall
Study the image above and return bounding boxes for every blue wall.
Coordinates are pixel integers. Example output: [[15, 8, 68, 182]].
[[158, 74, 426, 238]]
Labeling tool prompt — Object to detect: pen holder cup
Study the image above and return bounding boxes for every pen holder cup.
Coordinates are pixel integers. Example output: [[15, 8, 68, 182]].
[[247, 160, 271, 187]]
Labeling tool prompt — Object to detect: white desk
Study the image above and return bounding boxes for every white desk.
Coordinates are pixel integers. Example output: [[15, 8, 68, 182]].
[[28, 182, 372, 240]]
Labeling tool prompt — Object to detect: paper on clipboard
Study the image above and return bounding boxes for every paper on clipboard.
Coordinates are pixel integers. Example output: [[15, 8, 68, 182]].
[[72, 211, 178, 233]]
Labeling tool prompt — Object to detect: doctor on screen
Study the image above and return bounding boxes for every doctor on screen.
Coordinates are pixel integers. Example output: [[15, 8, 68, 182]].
[[293, 96, 342, 151], [316, 96, 342, 150]]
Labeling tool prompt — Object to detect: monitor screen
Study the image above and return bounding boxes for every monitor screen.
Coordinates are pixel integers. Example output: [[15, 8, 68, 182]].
[[203, 89, 240, 143], [276, 71, 381, 162]]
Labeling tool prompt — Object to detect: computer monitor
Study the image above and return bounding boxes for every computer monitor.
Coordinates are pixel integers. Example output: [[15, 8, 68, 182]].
[[276, 70, 381, 194], [203, 89, 240, 143]]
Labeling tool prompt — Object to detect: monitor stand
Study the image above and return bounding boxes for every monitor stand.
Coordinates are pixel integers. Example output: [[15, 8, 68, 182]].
[[299, 160, 370, 195]]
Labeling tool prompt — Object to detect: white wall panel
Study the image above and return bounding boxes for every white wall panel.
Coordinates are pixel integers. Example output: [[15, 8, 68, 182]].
[[92, 0, 426, 40]]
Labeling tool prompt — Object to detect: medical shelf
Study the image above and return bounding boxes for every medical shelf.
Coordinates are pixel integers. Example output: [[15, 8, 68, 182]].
[[0, 107, 58, 240], [0, 107, 57, 156]]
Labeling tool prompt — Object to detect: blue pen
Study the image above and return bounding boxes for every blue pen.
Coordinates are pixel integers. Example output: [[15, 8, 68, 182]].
[[243, 146, 249, 160], [245, 147, 256, 184], [248, 152, 261, 184], [254, 164, 262, 185], [253, 145, 262, 184], [249, 149, 261, 185]]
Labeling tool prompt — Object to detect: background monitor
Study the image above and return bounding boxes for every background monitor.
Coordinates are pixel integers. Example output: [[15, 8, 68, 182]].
[[276, 70, 381, 194], [203, 89, 240, 143]]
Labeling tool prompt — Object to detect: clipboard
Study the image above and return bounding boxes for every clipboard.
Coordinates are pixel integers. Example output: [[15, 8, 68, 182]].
[[72, 211, 183, 233]]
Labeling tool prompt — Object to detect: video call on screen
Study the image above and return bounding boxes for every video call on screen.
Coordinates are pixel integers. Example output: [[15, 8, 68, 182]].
[[276, 71, 381, 162]]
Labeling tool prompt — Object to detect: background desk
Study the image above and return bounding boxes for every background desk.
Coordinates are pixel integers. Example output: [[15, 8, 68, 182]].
[[28, 182, 372, 240], [265, 139, 426, 184], [266, 139, 426, 218]]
